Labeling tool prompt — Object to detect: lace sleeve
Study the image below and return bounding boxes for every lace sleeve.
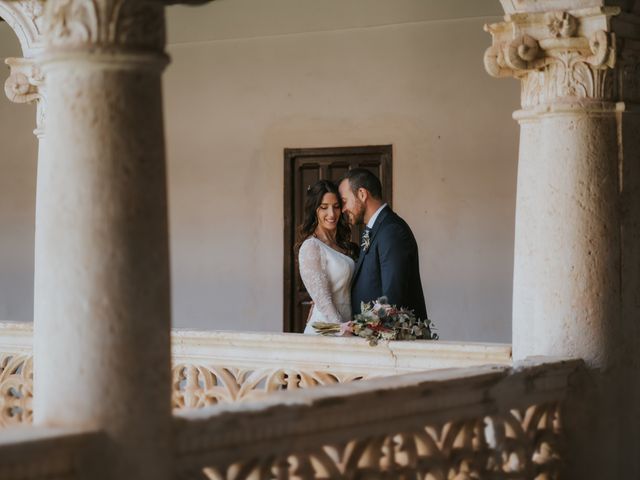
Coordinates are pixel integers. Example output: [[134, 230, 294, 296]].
[[298, 239, 345, 324]]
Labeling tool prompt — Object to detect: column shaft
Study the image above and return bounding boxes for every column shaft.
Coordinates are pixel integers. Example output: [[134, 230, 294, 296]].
[[512, 111, 621, 366], [33, 54, 172, 480]]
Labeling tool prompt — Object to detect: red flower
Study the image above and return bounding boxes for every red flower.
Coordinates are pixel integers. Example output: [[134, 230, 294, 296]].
[[370, 322, 392, 333]]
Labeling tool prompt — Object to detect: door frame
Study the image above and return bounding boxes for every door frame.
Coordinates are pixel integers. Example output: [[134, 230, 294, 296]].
[[283, 145, 393, 332]]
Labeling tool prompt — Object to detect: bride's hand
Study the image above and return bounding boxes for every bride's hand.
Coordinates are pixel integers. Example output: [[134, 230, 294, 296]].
[[339, 322, 354, 336]]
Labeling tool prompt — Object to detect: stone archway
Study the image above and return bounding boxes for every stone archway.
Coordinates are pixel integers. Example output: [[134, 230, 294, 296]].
[[0, 0, 44, 57]]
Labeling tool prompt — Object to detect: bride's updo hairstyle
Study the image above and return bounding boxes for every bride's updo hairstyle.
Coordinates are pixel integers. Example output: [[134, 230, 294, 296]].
[[295, 180, 357, 259]]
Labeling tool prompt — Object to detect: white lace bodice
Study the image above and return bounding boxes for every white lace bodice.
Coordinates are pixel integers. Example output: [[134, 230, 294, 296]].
[[298, 237, 355, 334]]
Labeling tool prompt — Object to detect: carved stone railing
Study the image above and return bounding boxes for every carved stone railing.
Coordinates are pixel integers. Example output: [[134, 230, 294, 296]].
[[0, 358, 582, 479], [173, 359, 582, 479], [0, 321, 511, 427]]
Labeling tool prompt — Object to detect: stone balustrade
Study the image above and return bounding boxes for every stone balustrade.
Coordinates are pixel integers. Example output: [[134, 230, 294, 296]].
[[0, 321, 511, 427], [173, 359, 582, 479], [0, 355, 580, 480]]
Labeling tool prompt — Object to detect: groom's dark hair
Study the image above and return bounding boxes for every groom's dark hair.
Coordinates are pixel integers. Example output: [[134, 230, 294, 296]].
[[342, 168, 383, 200]]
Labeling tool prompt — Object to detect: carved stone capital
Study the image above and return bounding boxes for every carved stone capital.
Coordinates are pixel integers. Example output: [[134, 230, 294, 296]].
[[40, 0, 166, 55], [485, 7, 620, 111]]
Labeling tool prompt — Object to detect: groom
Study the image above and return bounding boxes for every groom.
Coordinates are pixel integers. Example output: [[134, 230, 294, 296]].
[[338, 169, 428, 320]]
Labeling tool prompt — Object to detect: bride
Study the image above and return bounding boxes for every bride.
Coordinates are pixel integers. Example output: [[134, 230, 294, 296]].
[[296, 180, 357, 334]]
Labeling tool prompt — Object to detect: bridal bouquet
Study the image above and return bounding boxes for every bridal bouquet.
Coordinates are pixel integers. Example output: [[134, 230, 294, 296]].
[[313, 297, 438, 346]]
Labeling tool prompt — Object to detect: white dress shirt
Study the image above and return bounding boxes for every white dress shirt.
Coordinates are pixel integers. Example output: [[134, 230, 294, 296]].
[[366, 203, 388, 229]]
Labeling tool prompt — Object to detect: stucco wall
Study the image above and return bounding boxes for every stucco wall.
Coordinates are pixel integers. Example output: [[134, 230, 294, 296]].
[[0, 2, 520, 342], [0, 23, 37, 322]]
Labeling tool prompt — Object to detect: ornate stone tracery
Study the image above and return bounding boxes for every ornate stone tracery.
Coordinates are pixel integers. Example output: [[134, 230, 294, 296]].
[[0, 354, 33, 427], [1, 356, 370, 419], [172, 364, 366, 409], [196, 405, 563, 480], [196, 403, 565, 480]]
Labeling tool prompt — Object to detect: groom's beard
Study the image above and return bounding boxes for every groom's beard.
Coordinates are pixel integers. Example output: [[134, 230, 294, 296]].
[[349, 201, 366, 226]]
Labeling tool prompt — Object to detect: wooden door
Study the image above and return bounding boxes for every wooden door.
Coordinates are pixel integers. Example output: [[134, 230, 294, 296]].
[[283, 145, 393, 333]]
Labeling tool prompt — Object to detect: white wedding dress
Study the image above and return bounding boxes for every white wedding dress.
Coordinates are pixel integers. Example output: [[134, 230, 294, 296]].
[[299, 237, 356, 334]]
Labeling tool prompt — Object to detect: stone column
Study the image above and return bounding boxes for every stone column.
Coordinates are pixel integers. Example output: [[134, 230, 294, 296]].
[[485, 3, 640, 477], [33, 2, 172, 479], [485, 5, 622, 366]]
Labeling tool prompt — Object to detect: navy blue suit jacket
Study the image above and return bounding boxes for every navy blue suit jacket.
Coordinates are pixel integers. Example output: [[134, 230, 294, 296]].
[[351, 206, 428, 320]]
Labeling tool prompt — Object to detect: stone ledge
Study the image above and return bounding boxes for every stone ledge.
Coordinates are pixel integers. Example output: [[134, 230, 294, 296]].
[[0, 322, 512, 374]]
